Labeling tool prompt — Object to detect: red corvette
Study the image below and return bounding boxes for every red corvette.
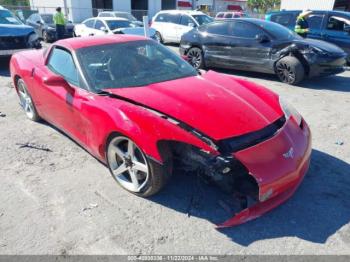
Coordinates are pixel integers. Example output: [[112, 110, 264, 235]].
[[10, 35, 311, 227]]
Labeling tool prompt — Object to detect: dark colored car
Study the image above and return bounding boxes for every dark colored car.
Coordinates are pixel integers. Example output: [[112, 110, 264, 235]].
[[0, 6, 41, 57], [26, 13, 74, 42], [266, 10, 350, 63], [180, 19, 347, 85]]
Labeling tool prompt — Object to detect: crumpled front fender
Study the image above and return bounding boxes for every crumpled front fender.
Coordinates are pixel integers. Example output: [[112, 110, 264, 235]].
[[218, 118, 312, 227]]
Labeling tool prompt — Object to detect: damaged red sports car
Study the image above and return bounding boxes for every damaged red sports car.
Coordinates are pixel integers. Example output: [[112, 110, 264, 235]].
[[10, 35, 311, 227]]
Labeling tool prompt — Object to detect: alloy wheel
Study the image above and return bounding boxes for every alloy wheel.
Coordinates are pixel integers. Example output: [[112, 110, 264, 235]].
[[276, 62, 296, 84], [107, 137, 149, 193], [17, 80, 35, 119], [43, 31, 49, 43], [187, 48, 202, 69]]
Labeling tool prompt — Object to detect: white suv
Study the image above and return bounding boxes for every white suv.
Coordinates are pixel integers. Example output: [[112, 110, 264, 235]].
[[151, 10, 213, 43]]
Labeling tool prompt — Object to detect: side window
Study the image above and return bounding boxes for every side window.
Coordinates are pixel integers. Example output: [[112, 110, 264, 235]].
[[47, 48, 79, 86], [206, 22, 230, 35], [327, 15, 350, 31], [216, 13, 224, 18], [232, 22, 264, 38], [28, 14, 34, 21], [94, 19, 104, 30], [168, 14, 181, 24], [155, 13, 169, 22], [270, 14, 293, 27], [84, 19, 95, 28], [33, 14, 40, 22], [224, 13, 233, 19], [307, 14, 325, 30], [180, 15, 194, 26]]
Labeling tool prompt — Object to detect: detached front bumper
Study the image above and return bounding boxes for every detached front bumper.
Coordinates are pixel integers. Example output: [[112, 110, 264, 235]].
[[307, 54, 346, 78], [218, 118, 312, 228]]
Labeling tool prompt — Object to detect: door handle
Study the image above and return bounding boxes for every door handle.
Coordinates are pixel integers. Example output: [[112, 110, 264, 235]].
[[89, 33, 94, 36]]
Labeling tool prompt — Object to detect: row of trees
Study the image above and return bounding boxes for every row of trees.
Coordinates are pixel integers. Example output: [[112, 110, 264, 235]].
[[247, 0, 281, 14]]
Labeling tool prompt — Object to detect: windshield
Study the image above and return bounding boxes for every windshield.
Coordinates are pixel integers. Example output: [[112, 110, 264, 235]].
[[107, 20, 134, 30], [114, 12, 137, 21], [0, 10, 22, 25], [192, 15, 213, 25], [257, 20, 301, 40], [76, 40, 197, 90], [41, 14, 53, 24]]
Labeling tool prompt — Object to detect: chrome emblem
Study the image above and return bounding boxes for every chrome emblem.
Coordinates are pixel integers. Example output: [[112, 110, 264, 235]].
[[283, 147, 294, 159]]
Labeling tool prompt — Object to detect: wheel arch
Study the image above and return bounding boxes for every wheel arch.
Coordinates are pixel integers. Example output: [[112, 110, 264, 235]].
[[274, 50, 310, 76]]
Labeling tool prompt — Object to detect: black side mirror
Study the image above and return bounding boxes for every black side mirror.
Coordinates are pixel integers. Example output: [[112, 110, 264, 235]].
[[256, 34, 270, 43]]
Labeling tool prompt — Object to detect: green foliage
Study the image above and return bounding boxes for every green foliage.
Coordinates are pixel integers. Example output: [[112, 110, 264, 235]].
[[247, 0, 281, 14], [0, 0, 29, 6]]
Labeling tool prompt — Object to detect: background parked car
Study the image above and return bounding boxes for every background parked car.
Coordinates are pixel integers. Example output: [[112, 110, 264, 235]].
[[266, 10, 350, 63], [26, 13, 74, 42], [180, 19, 347, 85], [151, 10, 213, 43], [215, 11, 249, 19], [74, 17, 157, 40], [98, 11, 143, 27], [0, 6, 41, 57]]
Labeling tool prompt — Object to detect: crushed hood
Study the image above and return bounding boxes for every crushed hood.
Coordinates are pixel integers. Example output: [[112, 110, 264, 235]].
[[294, 38, 345, 54], [104, 71, 283, 140]]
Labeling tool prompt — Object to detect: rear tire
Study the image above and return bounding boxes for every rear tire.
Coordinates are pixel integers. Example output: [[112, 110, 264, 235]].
[[16, 78, 41, 122], [106, 135, 172, 197], [276, 56, 305, 85], [187, 47, 205, 70]]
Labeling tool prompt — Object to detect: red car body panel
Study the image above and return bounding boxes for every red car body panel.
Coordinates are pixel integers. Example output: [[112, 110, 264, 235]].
[[218, 119, 312, 227], [10, 35, 312, 227], [104, 71, 284, 140]]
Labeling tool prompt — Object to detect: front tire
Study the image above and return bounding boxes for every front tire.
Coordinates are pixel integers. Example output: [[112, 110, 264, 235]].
[[106, 135, 172, 197], [17, 78, 40, 122], [276, 56, 305, 85], [187, 47, 205, 70]]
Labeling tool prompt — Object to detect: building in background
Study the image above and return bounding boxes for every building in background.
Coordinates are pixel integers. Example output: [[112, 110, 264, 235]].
[[280, 0, 350, 12], [28, 0, 196, 22], [212, 0, 247, 12]]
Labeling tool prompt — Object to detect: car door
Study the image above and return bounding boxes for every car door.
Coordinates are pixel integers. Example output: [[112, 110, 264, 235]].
[[229, 21, 273, 71], [176, 14, 196, 42], [202, 22, 235, 68], [322, 13, 350, 56], [163, 13, 181, 42], [32, 47, 88, 144], [306, 12, 326, 40]]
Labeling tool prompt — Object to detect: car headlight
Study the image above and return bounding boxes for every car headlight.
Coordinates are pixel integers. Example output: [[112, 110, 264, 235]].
[[47, 26, 55, 30], [279, 97, 302, 126], [301, 46, 327, 56]]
